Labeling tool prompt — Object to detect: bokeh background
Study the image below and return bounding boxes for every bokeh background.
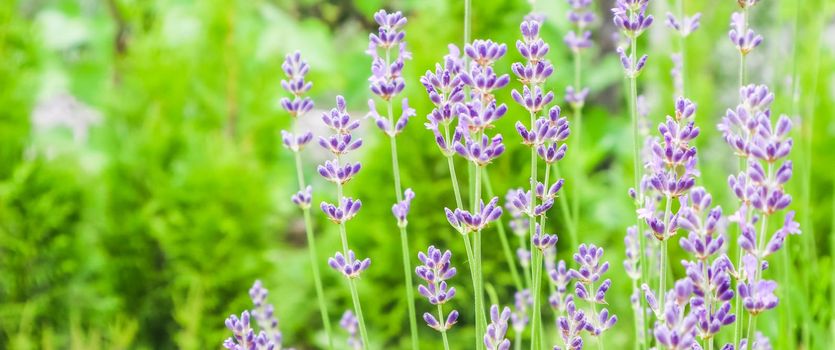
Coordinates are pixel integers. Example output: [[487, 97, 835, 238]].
[[1, 0, 833, 349]]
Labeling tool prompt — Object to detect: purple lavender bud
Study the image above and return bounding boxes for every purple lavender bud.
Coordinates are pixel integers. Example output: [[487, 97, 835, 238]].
[[666, 12, 701, 36], [368, 10, 407, 50], [465, 39, 508, 67], [291, 185, 313, 209], [564, 30, 592, 53], [320, 197, 362, 224], [738, 279, 779, 315], [624, 226, 641, 280], [612, 0, 654, 37], [281, 130, 314, 152], [339, 310, 362, 350], [423, 312, 441, 331], [555, 295, 587, 350], [484, 305, 511, 350], [367, 98, 415, 137], [453, 133, 506, 167], [461, 66, 510, 102], [457, 100, 508, 132], [728, 12, 763, 55], [570, 243, 610, 283], [318, 133, 363, 156], [511, 61, 554, 86], [564, 86, 590, 109], [617, 47, 649, 78], [328, 250, 371, 279], [531, 224, 559, 251], [391, 188, 415, 227], [511, 85, 555, 113], [317, 160, 362, 185], [280, 52, 313, 107], [321, 97, 360, 136], [511, 289, 532, 331]]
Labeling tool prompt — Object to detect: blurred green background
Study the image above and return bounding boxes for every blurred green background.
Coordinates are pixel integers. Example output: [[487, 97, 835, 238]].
[[1, 0, 833, 349]]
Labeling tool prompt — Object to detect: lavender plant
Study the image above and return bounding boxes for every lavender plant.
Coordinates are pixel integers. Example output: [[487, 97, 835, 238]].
[[365, 10, 420, 349], [570, 244, 618, 348], [509, 18, 571, 350], [223, 281, 295, 350], [318, 95, 371, 347], [415, 246, 460, 350], [718, 84, 799, 350], [729, 1, 763, 87], [612, 2, 653, 345], [339, 311, 362, 350], [278, 51, 333, 349], [484, 305, 512, 350], [562, 0, 595, 246], [664, 2, 701, 96]]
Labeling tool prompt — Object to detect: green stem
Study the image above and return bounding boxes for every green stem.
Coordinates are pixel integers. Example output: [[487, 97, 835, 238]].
[[483, 169, 525, 291], [656, 195, 673, 309], [745, 314, 757, 350], [571, 51, 583, 237], [293, 152, 334, 350], [462, 233, 481, 350], [552, 163, 577, 248], [438, 304, 451, 350], [739, 7, 749, 88], [627, 33, 649, 349], [348, 278, 370, 348], [474, 165, 486, 350], [530, 249, 543, 350], [677, 0, 686, 97]]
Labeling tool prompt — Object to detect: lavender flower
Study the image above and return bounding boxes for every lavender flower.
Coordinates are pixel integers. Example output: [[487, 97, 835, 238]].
[[531, 223, 558, 251], [320, 197, 362, 224], [483, 305, 511, 350], [328, 250, 371, 279], [423, 46, 466, 157], [554, 296, 589, 350], [505, 188, 531, 236], [291, 185, 312, 209], [444, 197, 503, 233], [649, 282, 698, 350], [511, 289, 532, 332], [339, 311, 362, 350], [416, 246, 458, 305], [728, 12, 763, 55], [666, 12, 701, 37], [224, 282, 295, 350], [280, 51, 314, 117], [416, 246, 460, 332], [367, 9, 414, 138], [570, 244, 617, 335], [548, 260, 573, 312], [612, 0, 654, 38], [391, 188, 415, 228]]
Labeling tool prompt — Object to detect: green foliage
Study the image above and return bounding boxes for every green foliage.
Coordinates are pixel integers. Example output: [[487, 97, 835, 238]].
[[0, 0, 833, 349]]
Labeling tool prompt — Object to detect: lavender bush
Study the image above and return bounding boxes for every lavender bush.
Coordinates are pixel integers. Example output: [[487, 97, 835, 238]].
[[216, 2, 818, 350]]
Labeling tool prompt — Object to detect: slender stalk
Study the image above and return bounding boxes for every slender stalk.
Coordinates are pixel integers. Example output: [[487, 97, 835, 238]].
[[447, 156, 465, 209], [745, 314, 757, 350], [383, 45, 419, 348], [552, 163, 577, 247], [462, 232, 481, 350], [483, 169, 525, 290], [348, 278, 370, 348], [627, 33, 649, 349], [630, 278, 641, 350], [474, 165, 486, 350], [293, 150, 334, 350], [738, 8, 749, 88], [529, 249, 543, 350], [571, 50, 583, 236], [656, 195, 673, 313], [438, 304, 451, 350], [677, 0, 687, 97], [335, 157, 369, 348]]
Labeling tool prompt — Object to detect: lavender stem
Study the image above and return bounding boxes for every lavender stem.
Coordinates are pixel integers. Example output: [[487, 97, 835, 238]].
[[293, 152, 335, 350], [437, 304, 451, 350], [483, 169, 525, 290]]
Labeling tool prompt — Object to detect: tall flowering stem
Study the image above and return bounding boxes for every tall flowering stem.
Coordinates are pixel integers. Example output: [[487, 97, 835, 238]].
[[223, 281, 295, 350], [279, 52, 333, 350], [612, 1, 653, 347], [665, 3, 701, 96], [416, 246, 460, 350], [718, 85, 798, 350], [365, 10, 420, 349], [563, 0, 595, 244], [510, 18, 573, 350], [318, 96, 371, 348], [725, 1, 763, 343], [642, 97, 699, 316], [570, 244, 618, 349]]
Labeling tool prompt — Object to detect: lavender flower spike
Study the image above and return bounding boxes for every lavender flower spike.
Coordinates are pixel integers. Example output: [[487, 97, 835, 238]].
[[483, 305, 511, 350], [280, 51, 314, 117], [339, 311, 362, 350], [328, 250, 371, 279], [392, 188, 415, 228]]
